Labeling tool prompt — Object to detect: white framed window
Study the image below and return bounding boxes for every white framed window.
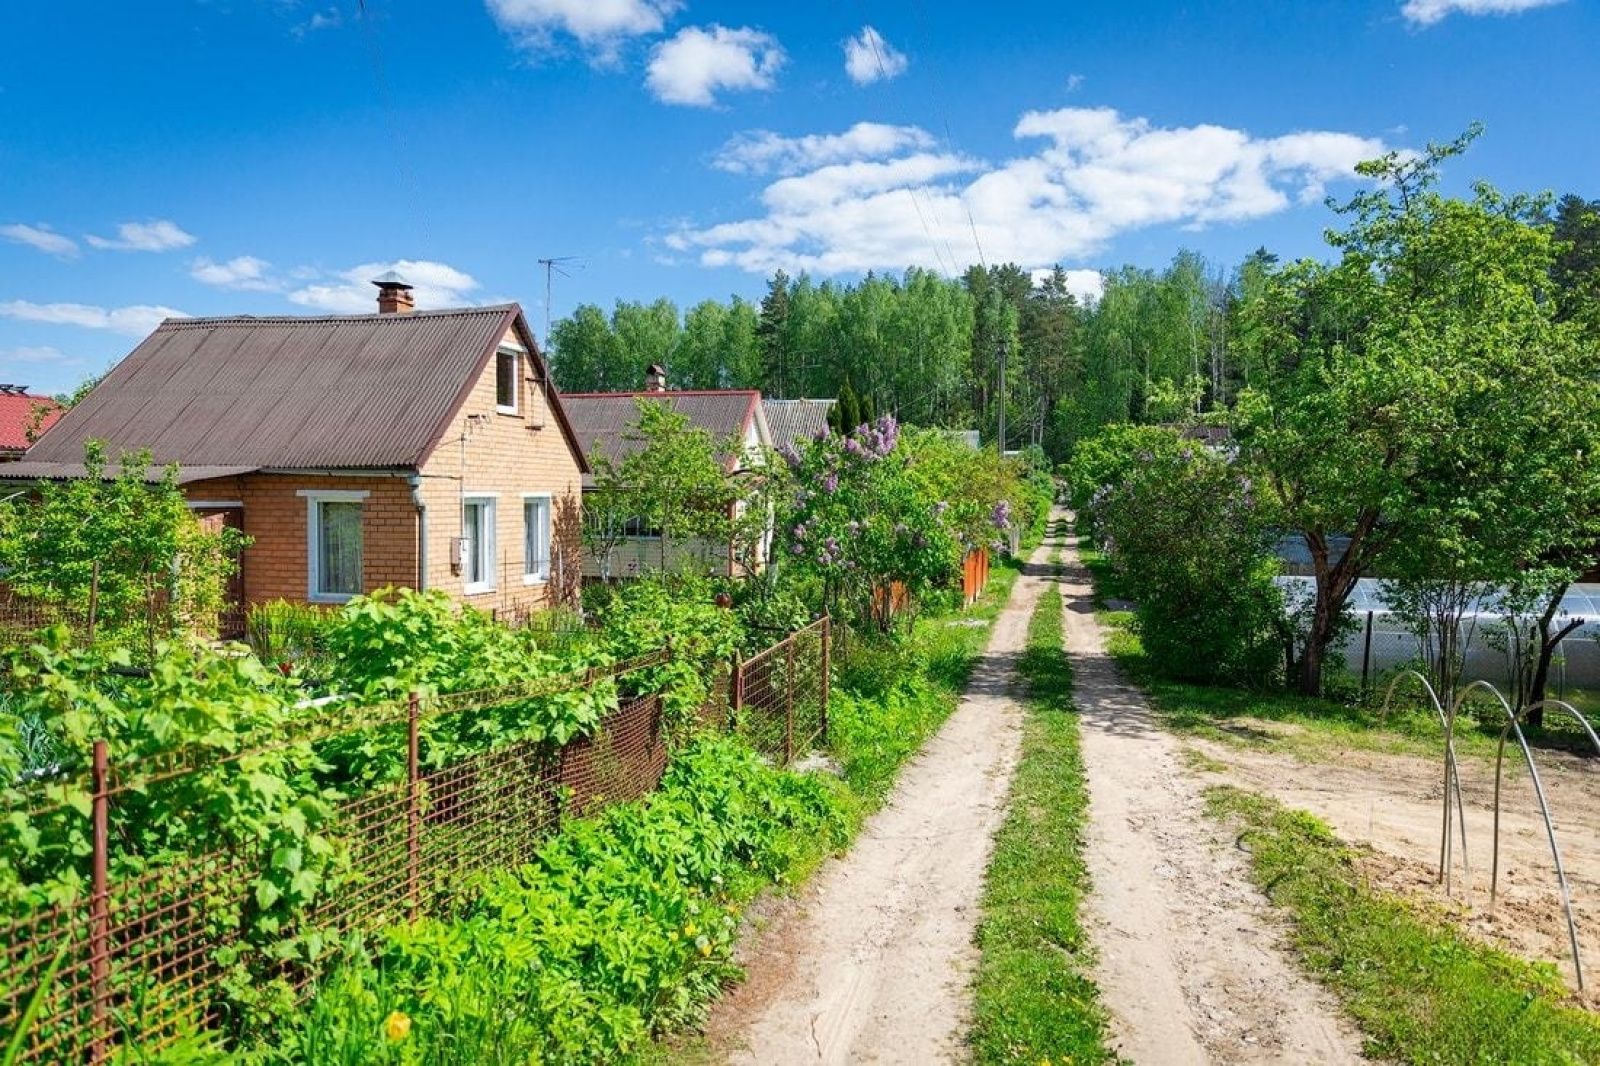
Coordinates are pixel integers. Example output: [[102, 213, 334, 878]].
[[298, 489, 369, 602], [522, 493, 551, 583], [495, 347, 520, 414], [461, 496, 497, 593]]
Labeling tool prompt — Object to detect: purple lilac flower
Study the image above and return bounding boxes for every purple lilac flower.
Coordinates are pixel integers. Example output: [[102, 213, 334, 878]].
[[991, 500, 1012, 531], [823, 471, 839, 494]]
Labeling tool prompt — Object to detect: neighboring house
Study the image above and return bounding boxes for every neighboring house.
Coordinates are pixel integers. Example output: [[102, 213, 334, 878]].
[[1, 278, 589, 622], [0, 385, 64, 461], [762, 398, 835, 455], [562, 369, 772, 580]]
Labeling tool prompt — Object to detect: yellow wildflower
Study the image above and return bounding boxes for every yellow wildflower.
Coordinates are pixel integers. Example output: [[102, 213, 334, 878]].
[[383, 1010, 411, 1042], [683, 923, 698, 938]]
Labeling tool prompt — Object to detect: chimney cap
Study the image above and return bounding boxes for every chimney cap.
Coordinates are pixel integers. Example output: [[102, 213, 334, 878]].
[[370, 271, 414, 290]]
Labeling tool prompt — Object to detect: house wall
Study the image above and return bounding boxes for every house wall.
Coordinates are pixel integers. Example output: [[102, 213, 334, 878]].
[[184, 473, 419, 606], [414, 325, 584, 617]]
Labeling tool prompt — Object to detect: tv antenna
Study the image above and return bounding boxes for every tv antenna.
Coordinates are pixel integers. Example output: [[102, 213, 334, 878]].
[[537, 256, 583, 347]]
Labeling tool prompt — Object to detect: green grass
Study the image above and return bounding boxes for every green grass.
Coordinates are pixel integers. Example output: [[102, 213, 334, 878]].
[[970, 545, 1117, 1065], [1209, 785, 1600, 1065], [1083, 562, 1596, 767]]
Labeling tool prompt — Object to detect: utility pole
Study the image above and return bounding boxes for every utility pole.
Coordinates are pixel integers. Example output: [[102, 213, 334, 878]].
[[996, 338, 1008, 454]]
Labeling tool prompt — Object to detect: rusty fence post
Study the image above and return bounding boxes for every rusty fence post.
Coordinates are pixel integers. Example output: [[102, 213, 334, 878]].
[[730, 655, 744, 731], [90, 739, 110, 1065], [784, 637, 796, 765], [820, 616, 831, 746], [406, 692, 421, 911]]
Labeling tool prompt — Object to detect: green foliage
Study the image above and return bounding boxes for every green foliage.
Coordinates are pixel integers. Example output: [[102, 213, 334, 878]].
[[1210, 786, 1600, 1064], [597, 579, 739, 736], [316, 588, 617, 787], [971, 544, 1115, 1065], [583, 398, 741, 582], [1062, 423, 1190, 540], [256, 735, 853, 1065], [1084, 432, 1283, 685], [245, 600, 333, 680], [0, 442, 248, 658]]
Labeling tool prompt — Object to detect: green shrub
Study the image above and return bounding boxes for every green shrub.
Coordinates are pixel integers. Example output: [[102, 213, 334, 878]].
[[255, 735, 852, 1065]]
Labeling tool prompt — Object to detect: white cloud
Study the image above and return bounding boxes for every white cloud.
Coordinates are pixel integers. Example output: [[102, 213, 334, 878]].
[[191, 255, 279, 291], [646, 25, 785, 107], [84, 220, 197, 252], [0, 301, 187, 335], [0, 345, 80, 366], [485, 0, 679, 61], [286, 259, 482, 314], [291, 7, 343, 36], [714, 123, 937, 176], [1401, 0, 1566, 24], [0, 223, 78, 258], [669, 107, 1387, 277], [843, 26, 908, 85], [1029, 267, 1105, 305]]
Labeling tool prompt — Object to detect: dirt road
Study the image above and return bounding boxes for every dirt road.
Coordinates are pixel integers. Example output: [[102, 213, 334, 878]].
[[701, 535, 1054, 1063], [1060, 531, 1368, 1065]]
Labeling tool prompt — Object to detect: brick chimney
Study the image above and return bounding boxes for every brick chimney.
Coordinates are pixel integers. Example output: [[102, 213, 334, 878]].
[[645, 363, 668, 392], [371, 271, 415, 314]]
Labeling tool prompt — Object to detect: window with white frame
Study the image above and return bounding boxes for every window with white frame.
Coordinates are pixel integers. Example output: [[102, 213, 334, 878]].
[[495, 348, 519, 414], [300, 490, 368, 602], [461, 496, 497, 593], [523, 494, 551, 583]]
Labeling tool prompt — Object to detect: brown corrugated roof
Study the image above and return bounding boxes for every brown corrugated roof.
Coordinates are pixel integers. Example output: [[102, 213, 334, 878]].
[[0, 461, 259, 484], [21, 306, 588, 473], [762, 398, 835, 452], [561, 391, 764, 469]]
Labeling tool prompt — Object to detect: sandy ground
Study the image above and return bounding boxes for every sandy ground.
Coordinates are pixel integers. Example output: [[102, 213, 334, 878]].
[[1060, 533, 1370, 1065], [1190, 723, 1600, 1004], [698, 535, 1052, 1063]]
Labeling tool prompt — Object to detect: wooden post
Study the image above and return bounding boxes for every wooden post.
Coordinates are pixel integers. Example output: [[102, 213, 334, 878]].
[[1361, 610, 1375, 698], [89, 740, 110, 1065], [406, 693, 421, 910], [730, 656, 744, 728]]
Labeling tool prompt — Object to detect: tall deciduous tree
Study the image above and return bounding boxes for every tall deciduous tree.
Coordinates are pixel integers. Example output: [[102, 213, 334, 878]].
[[1235, 127, 1596, 696]]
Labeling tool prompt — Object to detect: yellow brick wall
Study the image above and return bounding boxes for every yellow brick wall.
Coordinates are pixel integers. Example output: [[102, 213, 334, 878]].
[[415, 326, 584, 616]]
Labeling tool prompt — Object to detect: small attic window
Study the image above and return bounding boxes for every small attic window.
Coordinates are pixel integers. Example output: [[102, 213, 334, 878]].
[[496, 348, 519, 414]]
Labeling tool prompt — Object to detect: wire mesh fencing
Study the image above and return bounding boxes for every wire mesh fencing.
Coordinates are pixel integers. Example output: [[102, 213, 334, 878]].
[[0, 620, 829, 1063], [732, 616, 830, 765]]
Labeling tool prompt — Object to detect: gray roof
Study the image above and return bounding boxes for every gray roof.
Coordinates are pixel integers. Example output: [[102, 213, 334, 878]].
[[561, 391, 765, 469], [14, 306, 587, 475], [762, 398, 836, 452]]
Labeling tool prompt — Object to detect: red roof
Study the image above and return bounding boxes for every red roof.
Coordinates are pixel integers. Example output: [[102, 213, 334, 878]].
[[0, 388, 63, 454]]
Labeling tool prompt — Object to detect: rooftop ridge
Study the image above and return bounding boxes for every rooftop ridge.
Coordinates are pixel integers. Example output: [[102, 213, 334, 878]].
[[156, 304, 520, 329]]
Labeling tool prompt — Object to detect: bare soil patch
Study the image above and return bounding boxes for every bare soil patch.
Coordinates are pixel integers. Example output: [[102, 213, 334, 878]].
[[1189, 731, 1600, 1005]]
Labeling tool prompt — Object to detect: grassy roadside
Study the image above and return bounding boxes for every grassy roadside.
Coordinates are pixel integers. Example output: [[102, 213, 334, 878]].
[[1210, 786, 1600, 1064], [970, 543, 1117, 1065]]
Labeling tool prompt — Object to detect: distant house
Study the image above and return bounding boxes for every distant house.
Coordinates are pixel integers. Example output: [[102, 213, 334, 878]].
[[1, 278, 589, 623], [0, 385, 64, 462], [762, 398, 836, 454], [562, 368, 773, 579]]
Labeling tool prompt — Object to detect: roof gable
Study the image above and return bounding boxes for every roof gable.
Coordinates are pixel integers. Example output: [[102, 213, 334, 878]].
[[26, 306, 532, 470]]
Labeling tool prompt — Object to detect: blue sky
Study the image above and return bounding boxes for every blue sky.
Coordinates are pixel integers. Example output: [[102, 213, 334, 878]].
[[2, 0, 1596, 396]]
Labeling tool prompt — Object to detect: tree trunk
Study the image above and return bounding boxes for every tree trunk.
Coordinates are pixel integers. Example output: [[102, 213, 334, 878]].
[[1528, 613, 1583, 729]]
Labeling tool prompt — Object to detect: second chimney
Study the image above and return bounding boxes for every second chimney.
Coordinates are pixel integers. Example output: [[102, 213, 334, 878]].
[[645, 363, 668, 392], [371, 271, 416, 314]]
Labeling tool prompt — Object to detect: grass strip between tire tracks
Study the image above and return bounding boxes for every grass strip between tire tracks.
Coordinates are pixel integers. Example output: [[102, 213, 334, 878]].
[[1209, 785, 1600, 1065], [970, 544, 1118, 1065]]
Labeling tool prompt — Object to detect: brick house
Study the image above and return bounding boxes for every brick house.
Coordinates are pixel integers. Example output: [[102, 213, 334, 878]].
[[1, 278, 588, 622], [0, 385, 64, 462], [561, 367, 772, 580]]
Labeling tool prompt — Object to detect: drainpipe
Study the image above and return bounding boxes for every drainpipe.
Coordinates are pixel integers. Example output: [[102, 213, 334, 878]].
[[409, 473, 427, 591]]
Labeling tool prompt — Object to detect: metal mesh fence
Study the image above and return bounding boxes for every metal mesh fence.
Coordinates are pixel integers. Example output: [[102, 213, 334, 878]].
[[733, 617, 830, 764], [0, 623, 828, 1062]]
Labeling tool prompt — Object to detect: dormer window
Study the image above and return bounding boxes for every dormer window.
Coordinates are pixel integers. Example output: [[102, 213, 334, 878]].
[[496, 347, 520, 414]]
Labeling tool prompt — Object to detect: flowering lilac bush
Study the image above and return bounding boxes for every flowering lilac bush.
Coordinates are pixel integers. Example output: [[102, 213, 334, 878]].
[[778, 417, 962, 631]]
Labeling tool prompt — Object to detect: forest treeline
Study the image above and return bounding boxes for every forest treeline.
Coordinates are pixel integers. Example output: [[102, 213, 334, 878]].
[[547, 192, 1599, 466]]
